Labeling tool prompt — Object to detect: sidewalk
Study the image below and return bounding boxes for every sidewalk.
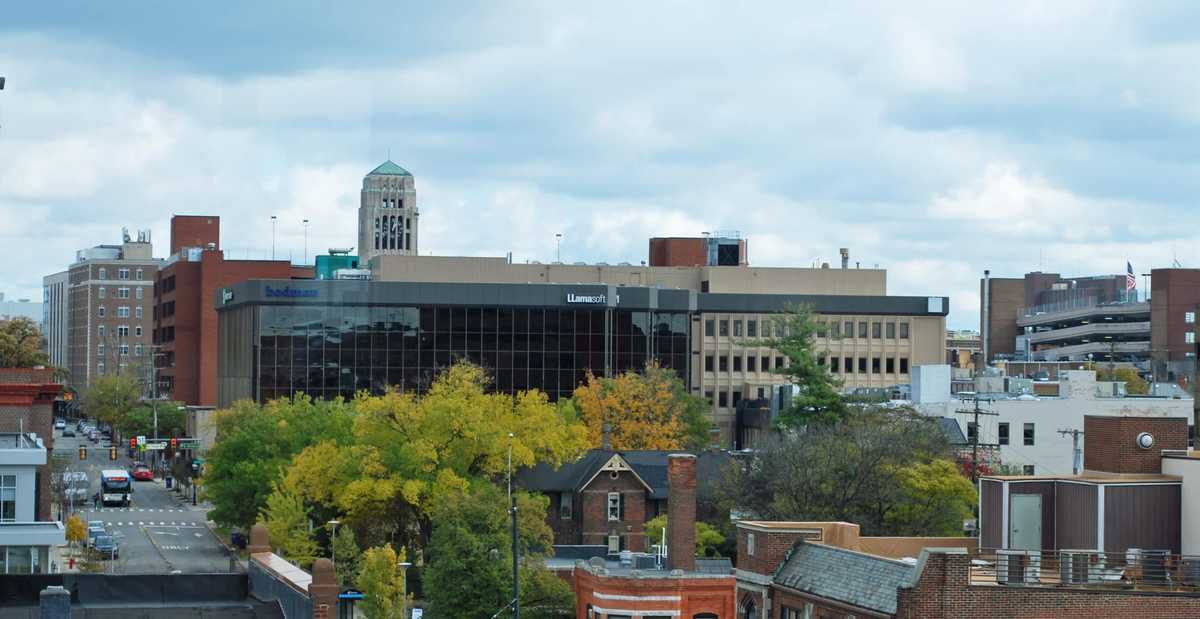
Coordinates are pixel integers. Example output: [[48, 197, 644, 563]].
[[151, 477, 213, 512]]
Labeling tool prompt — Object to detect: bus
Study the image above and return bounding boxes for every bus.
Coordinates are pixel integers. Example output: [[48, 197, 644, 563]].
[[100, 469, 132, 506]]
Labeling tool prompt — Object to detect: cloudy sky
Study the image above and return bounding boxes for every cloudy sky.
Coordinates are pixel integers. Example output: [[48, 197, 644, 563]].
[[3, 2, 1199, 328]]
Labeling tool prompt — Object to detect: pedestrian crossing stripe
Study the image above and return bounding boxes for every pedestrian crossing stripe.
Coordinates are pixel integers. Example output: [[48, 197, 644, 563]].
[[159, 545, 191, 551]]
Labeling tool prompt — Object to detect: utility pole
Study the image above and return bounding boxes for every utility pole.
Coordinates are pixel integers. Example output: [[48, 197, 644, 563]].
[[508, 433, 519, 619], [956, 393, 998, 485], [1058, 428, 1084, 475]]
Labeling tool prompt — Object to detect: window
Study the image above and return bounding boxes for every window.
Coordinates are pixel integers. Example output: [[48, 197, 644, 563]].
[[97, 344, 105, 357], [872, 322, 882, 338], [118, 268, 130, 280], [704, 390, 714, 404], [719, 391, 728, 407], [998, 422, 1010, 445], [887, 322, 896, 339], [967, 422, 978, 443], [98, 325, 105, 338], [762, 355, 770, 371], [705, 319, 715, 337], [608, 535, 621, 554], [776, 356, 785, 369], [844, 321, 854, 338], [1187, 332, 1196, 344], [135, 268, 143, 280], [872, 357, 880, 373], [858, 357, 867, 373], [1024, 423, 1035, 446], [117, 326, 129, 337], [719, 356, 728, 372], [858, 322, 868, 338], [1187, 311, 1197, 324], [135, 326, 142, 337], [98, 268, 107, 279], [607, 492, 622, 521], [732, 391, 742, 407], [761, 321, 771, 338], [560, 493, 573, 520], [119, 344, 129, 357], [734, 320, 743, 337], [747, 356, 757, 372], [900, 322, 910, 339], [135, 287, 143, 300], [747, 532, 756, 556], [98, 287, 106, 299], [134, 344, 143, 357], [135, 306, 143, 319], [900, 358, 909, 374], [733, 356, 742, 372], [719, 320, 729, 337], [117, 307, 130, 318], [705, 355, 714, 372], [97, 362, 105, 375], [118, 287, 130, 299], [0, 474, 15, 522], [886, 357, 895, 373], [98, 306, 106, 318], [830, 321, 841, 338], [843, 357, 852, 373], [747, 320, 757, 337], [830, 357, 839, 373], [1023, 465, 1036, 475]]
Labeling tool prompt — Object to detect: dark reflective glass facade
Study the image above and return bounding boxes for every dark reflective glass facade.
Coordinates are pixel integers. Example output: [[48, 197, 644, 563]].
[[255, 305, 690, 402]]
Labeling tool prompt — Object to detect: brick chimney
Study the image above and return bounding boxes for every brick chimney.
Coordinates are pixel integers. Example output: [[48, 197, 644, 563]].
[[667, 453, 697, 572]]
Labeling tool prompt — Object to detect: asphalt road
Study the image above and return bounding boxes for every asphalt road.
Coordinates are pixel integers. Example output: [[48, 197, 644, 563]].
[[56, 425, 233, 574]]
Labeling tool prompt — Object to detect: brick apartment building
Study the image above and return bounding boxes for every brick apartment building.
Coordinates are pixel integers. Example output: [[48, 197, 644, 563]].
[[0, 368, 63, 521], [517, 449, 731, 552], [154, 215, 312, 406]]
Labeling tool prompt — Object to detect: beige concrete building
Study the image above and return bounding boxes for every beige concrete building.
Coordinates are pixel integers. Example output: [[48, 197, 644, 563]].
[[370, 254, 946, 437], [66, 231, 160, 393], [357, 160, 418, 264]]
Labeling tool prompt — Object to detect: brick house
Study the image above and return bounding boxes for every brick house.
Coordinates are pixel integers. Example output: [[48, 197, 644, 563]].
[[517, 449, 731, 552]]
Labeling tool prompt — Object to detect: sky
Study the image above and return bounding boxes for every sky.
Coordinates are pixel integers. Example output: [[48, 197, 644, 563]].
[[3, 2, 1200, 329]]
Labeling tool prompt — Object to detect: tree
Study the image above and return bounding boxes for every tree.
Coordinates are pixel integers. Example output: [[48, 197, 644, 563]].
[[66, 514, 87, 553], [205, 395, 356, 531], [81, 373, 141, 430], [332, 525, 363, 588], [570, 361, 712, 451], [722, 405, 954, 536], [116, 402, 187, 438], [357, 545, 408, 619], [644, 514, 726, 558], [261, 486, 319, 569], [884, 459, 977, 536], [757, 307, 847, 427], [0, 317, 49, 368], [1088, 364, 1150, 395]]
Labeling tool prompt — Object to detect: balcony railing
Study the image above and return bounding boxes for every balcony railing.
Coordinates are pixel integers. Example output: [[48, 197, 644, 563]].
[[971, 548, 1200, 592]]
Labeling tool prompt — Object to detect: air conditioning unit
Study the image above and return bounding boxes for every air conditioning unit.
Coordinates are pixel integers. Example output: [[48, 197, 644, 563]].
[[1060, 550, 1097, 584], [996, 550, 1041, 584]]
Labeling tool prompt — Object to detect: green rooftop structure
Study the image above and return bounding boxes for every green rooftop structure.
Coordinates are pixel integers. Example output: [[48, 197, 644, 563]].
[[366, 160, 411, 177], [315, 252, 360, 280]]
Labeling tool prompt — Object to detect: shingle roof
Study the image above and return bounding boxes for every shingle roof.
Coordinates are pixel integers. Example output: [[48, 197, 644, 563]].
[[774, 542, 914, 615], [516, 449, 733, 499], [367, 160, 412, 176]]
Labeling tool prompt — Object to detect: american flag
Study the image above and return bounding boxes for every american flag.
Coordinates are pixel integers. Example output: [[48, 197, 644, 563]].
[[1126, 261, 1136, 292]]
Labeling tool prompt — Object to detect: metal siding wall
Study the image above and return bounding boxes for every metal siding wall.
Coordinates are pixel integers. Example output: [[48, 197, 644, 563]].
[[1104, 485, 1182, 554], [1010, 482, 1056, 551], [1054, 482, 1098, 550], [981, 480, 1003, 549]]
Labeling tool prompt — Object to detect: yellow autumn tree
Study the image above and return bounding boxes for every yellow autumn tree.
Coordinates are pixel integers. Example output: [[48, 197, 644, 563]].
[[571, 361, 713, 451]]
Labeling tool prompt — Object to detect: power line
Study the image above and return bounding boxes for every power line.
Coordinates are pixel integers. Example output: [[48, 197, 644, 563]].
[[1057, 428, 1084, 475]]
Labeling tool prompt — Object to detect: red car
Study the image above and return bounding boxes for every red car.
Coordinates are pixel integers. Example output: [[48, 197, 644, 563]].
[[131, 465, 154, 481]]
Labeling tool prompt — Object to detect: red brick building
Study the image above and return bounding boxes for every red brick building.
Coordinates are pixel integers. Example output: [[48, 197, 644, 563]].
[[649, 236, 747, 267], [0, 368, 62, 520], [154, 216, 313, 406]]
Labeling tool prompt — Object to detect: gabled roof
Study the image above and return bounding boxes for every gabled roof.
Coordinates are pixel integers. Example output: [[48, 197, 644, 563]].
[[367, 160, 412, 177], [517, 449, 733, 499], [774, 541, 914, 615]]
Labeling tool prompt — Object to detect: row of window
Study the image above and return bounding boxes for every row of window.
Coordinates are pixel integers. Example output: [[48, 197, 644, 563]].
[[95, 361, 129, 376], [97, 286, 144, 300], [97, 306, 144, 319], [965, 421, 1036, 446], [820, 320, 909, 340], [96, 268, 144, 281], [97, 343, 146, 357], [704, 354, 788, 373], [97, 325, 143, 338], [704, 318, 775, 338], [826, 356, 909, 375]]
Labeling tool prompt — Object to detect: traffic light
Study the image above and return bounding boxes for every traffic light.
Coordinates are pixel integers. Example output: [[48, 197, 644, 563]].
[[129, 437, 137, 449], [169, 437, 177, 449], [78, 446, 87, 460], [109, 446, 118, 461]]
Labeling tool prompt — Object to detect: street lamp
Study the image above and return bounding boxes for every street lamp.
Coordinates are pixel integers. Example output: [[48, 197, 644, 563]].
[[271, 216, 278, 260], [303, 219, 310, 265], [327, 519, 341, 569], [397, 560, 412, 618], [555, 233, 562, 263]]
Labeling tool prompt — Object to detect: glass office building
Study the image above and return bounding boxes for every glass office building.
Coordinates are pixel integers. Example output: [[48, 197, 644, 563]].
[[218, 281, 693, 405]]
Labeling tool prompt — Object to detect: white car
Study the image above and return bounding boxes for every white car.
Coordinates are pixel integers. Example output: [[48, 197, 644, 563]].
[[55, 420, 66, 430]]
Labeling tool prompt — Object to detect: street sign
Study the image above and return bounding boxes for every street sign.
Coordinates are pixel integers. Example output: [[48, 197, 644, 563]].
[[145, 441, 167, 451], [177, 438, 201, 449], [136, 435, 146, 446], [412, 609, 423, 619]]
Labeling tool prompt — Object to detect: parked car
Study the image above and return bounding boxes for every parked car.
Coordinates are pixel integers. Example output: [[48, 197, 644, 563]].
[[93, 535, 119, 560], [61, 428, 75, 437], [87, 525, 106, 547], [89, 431, 100, 443], [54, 420, 66, 430], [131, 465, 153, 481]]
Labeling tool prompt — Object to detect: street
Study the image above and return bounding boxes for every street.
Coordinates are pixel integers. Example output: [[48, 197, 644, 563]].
[[56, 426, 233, 574]]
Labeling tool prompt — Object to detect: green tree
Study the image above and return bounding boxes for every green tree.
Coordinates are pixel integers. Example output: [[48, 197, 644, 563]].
[[0, 317, 49, 368], [81, 373, 142, 430], [261, 485, 319, 568], [116, 402, 187, 438], [205, 395, 355, 531], [644, 514, 727, 558], [884, 459, 978, 536], [757, 306, 847, 426], [1087, 363, 1151, 395], [332, 525, 363, 588], [722, 405, 953, 536], [571, 361, 713, 451], [356, 545, 408, 619]]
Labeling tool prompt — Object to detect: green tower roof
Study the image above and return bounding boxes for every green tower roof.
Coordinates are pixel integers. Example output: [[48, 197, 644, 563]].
[[367, 160, 412, 177]]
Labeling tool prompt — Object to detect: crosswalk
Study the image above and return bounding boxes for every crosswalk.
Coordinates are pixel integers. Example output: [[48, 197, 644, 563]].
[[159, 545, 192, 552], [98, 521, 206, 528], [80, 507, 193, 514]]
